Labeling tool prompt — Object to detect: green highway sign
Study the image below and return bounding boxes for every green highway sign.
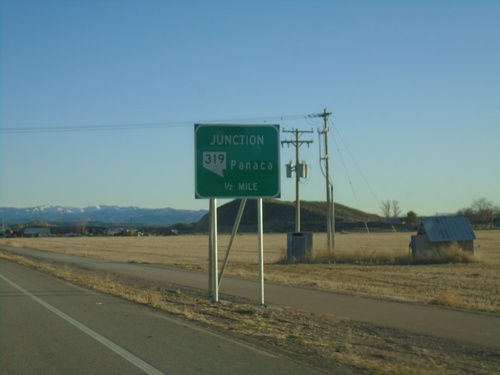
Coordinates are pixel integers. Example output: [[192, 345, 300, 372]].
[[195, 124, 280, 199]]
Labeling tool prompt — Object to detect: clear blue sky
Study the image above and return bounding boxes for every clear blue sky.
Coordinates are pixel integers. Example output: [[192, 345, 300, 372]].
[[1, 0, 499, 216]]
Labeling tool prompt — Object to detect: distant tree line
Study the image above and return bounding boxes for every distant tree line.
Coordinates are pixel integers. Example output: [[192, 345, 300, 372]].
[[380, 200, 402, 220], [380, 200, 421, 227], [458, 198, 499, 227], [380, 197, 499, 228]]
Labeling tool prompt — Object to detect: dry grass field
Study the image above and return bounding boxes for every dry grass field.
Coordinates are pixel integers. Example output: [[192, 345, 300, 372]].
[[2, 230, 500, 313]]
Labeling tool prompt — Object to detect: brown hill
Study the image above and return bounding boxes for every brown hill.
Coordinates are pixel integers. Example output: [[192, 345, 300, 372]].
[[194, 199, 381, 233]]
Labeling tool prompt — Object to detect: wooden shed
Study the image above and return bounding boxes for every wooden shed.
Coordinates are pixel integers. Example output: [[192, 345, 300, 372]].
[[410, 216, 476, 257]]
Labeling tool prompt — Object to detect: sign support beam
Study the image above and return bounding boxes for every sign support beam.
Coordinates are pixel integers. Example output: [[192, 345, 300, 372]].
[[258, 198, 265, 306], [210, 198, 219, 303], [219, 198, 247, 286]]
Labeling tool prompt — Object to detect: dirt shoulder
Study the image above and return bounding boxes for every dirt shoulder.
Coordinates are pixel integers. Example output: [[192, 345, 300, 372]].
[[2, 250, 499, 375]]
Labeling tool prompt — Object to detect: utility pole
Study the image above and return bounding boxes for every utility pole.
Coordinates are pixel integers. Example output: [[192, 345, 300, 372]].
[[282, 128, 313, 232], [317, 108, 334, 253]]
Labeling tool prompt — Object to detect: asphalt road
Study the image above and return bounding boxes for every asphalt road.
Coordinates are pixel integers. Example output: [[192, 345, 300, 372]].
[[3, 246, 500, 351], [0, 259, 334, 375]]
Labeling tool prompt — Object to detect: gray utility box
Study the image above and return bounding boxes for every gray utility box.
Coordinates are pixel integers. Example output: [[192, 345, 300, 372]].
[[287, 232, 313, 261]]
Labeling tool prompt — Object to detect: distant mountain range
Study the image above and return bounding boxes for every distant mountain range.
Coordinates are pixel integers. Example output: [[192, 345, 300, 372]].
[[0, 205, 208, 225], [0, 200, 417, 233]]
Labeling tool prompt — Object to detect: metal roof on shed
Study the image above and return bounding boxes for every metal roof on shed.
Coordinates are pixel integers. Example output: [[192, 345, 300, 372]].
[[418, 216, 476, 242]]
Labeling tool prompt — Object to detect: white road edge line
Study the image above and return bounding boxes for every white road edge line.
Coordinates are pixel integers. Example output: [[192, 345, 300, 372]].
[[0, 273, 166, 375]]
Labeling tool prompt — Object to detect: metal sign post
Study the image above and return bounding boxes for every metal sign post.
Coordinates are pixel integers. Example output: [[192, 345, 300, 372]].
[[258, 198, 264, 306], [209, 198, 218, 303]]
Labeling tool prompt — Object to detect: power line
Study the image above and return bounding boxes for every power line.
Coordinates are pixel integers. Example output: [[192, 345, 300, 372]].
[[0, 113, 312, 134], [331, 120, 380, 207], [1, 121, 190, 134], [333, 131, 362, 209]]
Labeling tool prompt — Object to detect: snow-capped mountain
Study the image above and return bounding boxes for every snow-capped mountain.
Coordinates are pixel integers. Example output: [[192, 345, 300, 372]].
[[0, 205, 208, 225]]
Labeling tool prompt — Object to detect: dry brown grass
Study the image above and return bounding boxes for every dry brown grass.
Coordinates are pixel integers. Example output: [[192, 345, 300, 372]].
[[2, 230, 500, 313]]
